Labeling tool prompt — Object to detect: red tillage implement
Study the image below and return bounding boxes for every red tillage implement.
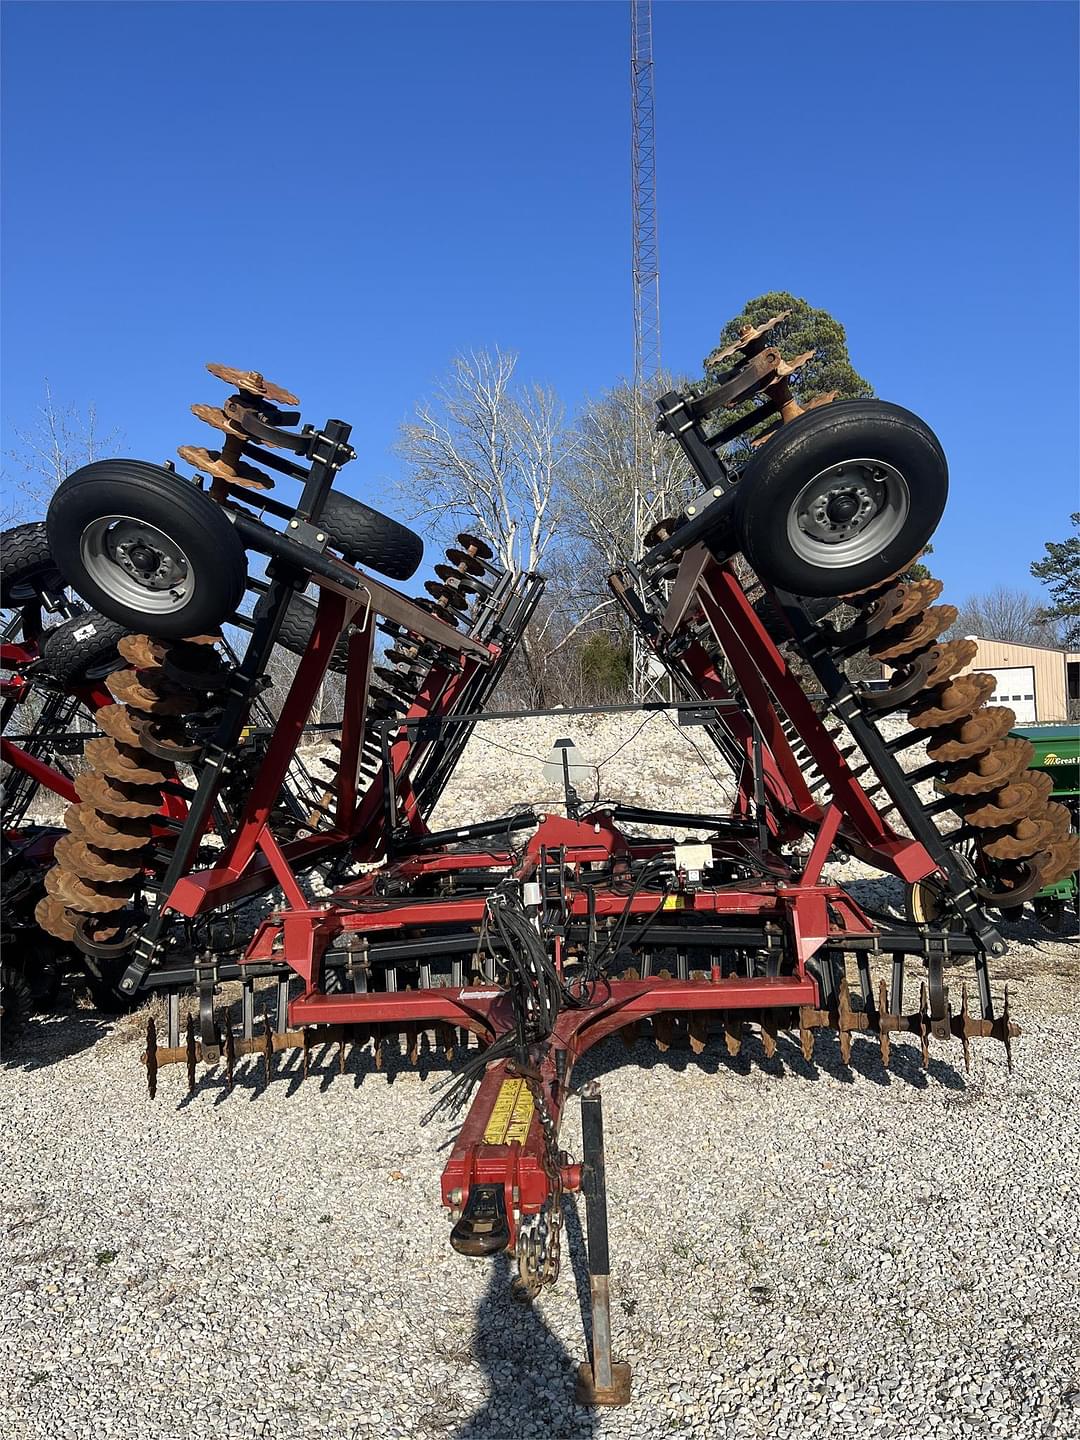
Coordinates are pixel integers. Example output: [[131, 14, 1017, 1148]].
[[16, 334, 1072, 1405]]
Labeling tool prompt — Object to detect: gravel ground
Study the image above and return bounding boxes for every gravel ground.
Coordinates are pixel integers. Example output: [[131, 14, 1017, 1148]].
[[2, 938, 1077, 1440], [3, 716, 1079, 1439]]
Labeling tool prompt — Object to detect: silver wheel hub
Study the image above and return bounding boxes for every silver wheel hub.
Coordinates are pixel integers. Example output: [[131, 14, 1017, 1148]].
[[788, 458, 909, 569], [80, 516, 194, 615]]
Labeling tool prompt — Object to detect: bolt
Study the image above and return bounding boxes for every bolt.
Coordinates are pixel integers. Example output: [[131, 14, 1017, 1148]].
[[316, 533, 326, 543], [289, 519, 299, 529]]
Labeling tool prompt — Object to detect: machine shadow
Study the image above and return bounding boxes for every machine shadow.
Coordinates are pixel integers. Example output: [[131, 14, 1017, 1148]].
[[582, 1026, 968, 1091], [452, 1249, 599, 1440], [1, 1008, 115, 1071]]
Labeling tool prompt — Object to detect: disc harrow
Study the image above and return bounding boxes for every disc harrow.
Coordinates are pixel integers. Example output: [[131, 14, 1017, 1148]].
[[12, 331, 1074, 1411], [35, 633, 226, 950]]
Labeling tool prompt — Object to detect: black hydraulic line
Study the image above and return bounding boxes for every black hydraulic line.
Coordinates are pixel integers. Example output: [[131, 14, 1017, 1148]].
[[604, 804, 754, 836]]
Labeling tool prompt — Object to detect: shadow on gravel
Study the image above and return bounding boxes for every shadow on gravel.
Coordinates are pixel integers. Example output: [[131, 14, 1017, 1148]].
[[453, 1248, 599, 1440], [0, 1008, 114, 1071], [583, 1028, 968, 1092]]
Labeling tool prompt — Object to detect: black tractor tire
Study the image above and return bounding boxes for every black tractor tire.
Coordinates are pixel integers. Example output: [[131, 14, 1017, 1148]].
[[46, 461, 247, 639], [1, 522, 65, 607], [253, 591, 351, 673], [39, 610, 128, 686], [320, 490, 423, 581], [733, 400, 948, 598]]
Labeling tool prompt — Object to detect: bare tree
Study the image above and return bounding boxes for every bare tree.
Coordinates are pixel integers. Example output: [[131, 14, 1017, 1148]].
[[561, 372, 697, 578], [5, 380, 122, 525], [395, 349, 619, 702], [395, 349, 571, 575], [952, 585, 1063, 647]]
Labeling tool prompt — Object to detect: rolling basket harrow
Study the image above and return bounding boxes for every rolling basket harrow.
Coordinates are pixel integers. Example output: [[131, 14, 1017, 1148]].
[[3, 327, 1074, 1405]]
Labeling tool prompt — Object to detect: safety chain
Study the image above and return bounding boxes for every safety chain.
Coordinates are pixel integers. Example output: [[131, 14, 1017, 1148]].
[[513, 1068, 570, 1300]]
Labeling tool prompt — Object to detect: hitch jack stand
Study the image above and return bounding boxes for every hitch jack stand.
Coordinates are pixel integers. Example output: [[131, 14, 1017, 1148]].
[[574, 1080, 632, 1407]]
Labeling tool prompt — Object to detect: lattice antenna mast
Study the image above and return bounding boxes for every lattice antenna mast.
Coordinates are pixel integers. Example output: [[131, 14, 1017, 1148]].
[[630, 0, 664, 700]]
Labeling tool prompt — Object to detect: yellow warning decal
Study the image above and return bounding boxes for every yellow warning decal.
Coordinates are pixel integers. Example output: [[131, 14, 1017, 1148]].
[[662, 895, 686, 910], [483, 1078, 535, 1146]]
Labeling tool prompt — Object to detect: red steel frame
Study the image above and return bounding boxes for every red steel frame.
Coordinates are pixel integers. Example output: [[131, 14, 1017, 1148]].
[[197, 552, 945, 1240], [6, 553, 949, 1241]]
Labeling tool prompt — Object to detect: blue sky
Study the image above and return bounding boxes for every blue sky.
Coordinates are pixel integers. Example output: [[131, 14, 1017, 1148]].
[[2, 0, 1076, 601]]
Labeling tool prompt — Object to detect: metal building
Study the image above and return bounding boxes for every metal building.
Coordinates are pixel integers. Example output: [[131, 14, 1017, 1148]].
[[960, 638, 1079, 724]]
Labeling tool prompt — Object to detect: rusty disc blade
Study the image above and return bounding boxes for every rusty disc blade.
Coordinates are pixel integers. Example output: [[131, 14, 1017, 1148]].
[[108, 668, 198, 716], [922, 638, 979, 689], [53, 836, 143, 883], [442, 547, 486, 576], [84, 736, 171, 786], [434, 563, 485, 594], [938, 737, 1034, 795], [877, 578, 945, 630], [177, 445, 275, 491], [95, 703, 145, 748], [74, 805, 155, 850], [45, 865, 131, 913], [964, 778, 1054, 829], [908, 672, 997, 730], [1040, 837, 1079, 886], [206, 363, 298, 406], [979, 816, 1054, 861], [117, 634, 167, 669], [34, 894, 77, 942], [424, 579, 468, 611], [869, 604, 958, 663], [1041, 802, 1073, 840], [75, 772, 162, 818], [456, 531, 494, 561], [927, 706, 1016, 763], [191, 402, 250, 441]]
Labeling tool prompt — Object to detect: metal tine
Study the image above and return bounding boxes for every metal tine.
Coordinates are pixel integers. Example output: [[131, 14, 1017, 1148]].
[[723, 1016, 743, 1058], [146, 1016, 159, 1100], [918, 983, 931, 1069], [436, 1023, 456, 1061], [186, 1013, 197, 1094], [262, 1015, 275, 1085], [956, 985, 972, 1074], [877, 980, 892, 1068], [225, 1020, 235, 1090], [837, 979, 855, 1065], [688, 969, 709, 1054], [760, 1011, 778, 1060], [890, 954, 905, 1018], [652, 968, 674, 1051]]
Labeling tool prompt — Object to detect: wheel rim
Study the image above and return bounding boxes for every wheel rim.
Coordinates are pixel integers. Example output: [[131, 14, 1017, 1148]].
[[80, 516, 194, 615], [788, 458, 910, 568]]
